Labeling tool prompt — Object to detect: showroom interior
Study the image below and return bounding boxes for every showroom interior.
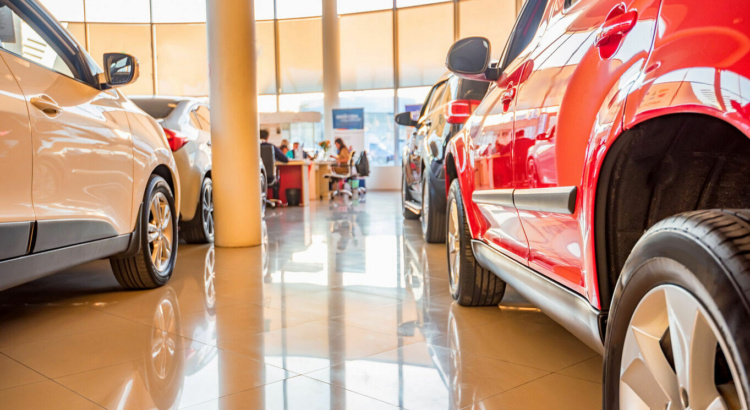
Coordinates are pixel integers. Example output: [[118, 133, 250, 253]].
[[1, 0, 749, 409]]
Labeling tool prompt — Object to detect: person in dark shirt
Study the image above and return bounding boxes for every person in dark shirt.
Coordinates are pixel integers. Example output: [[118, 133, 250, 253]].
[[260, 129, 288, 164]]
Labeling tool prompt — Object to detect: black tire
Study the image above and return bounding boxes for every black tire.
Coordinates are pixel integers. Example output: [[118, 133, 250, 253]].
[[181, 177, 214, 244], [604, 210, 750, 409], [402, 172, 419, 220], [421, 168, 446, 243], [446, 179, 506, 306], [110, 175, 178, 289]]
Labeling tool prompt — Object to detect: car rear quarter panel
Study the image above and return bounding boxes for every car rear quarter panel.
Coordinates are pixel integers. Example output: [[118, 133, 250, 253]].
[[125, 95, 181, 231], [583, 0, 750, 308], [624, 0, 750, 136]]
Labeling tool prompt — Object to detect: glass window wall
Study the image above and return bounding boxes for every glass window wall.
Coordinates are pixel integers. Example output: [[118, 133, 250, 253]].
[[256, 21, 277, 95], [397, 3, 454, 87], [155, 24, 209, 96], [42, 0, 520, 168], [340, 11, 393, 91], [88, 24, 154, 95], [151, 0, 207, 23], [276, 0, 322, 19], [84, 0, 150, 23], [339, 89, 395, 166], [255, 0, 276, 20], [278, 18, 323, 93], [397, 0, 451, 7], [337, 0, 392, 14], [459, 0, 517, 50], [39, 0, 84, 22]]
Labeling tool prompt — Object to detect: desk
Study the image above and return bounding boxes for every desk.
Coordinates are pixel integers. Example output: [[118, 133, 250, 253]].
[[312, 161, 334, 200], [270, 161, 310, 206]]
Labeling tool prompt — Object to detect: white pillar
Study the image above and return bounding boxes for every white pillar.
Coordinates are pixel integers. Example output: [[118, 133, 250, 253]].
[[206, 0, 262, 247], [322, 0, 340, 141]]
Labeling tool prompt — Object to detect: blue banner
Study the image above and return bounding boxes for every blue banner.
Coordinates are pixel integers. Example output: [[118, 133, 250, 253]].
[[333, 108, 365, 130]]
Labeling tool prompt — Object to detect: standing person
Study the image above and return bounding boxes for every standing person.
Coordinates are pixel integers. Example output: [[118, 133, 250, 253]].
[[331, 138, 351, 174], [260, 129, 289, 164]]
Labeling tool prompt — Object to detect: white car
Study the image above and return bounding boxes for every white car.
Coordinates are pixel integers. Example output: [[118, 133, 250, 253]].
[[0, 0, 181, 290], [132, 97, 214, 243]]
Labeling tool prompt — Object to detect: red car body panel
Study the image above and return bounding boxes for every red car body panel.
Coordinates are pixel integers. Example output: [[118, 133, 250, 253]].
[[446, 0, 750, 310]]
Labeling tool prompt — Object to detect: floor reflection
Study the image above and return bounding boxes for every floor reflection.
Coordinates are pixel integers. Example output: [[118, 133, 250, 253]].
[[0, 193, 601, 409]]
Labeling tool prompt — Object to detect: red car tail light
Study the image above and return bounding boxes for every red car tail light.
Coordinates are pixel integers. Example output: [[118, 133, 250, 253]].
[[163, 128, 189, 152], [445, 99, 482, 125]]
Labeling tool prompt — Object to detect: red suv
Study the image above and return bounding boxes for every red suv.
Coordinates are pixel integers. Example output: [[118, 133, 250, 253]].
[[444, 0, 750, 407]]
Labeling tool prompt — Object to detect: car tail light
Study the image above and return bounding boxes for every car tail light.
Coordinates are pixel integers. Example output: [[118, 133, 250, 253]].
[[445, 99, 482, 124], [163, 128, 189, 152]]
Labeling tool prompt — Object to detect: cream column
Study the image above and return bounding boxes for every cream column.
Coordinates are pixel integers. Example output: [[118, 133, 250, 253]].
[[322, 0, 340, 140], [206, 0, 262, 247]]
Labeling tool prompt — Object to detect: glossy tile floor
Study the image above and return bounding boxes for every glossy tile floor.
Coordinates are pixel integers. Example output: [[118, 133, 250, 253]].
[[0, 193, 602, 409]]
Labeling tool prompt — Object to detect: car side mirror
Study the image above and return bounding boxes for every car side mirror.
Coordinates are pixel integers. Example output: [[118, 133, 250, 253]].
[[102, 53, 139, 88], [395, 112, 417, 127], [445, 37, 501, 82]]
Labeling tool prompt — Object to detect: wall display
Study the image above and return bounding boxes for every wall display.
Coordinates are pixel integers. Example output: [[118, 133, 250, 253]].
[[332, 108, 365, 154]]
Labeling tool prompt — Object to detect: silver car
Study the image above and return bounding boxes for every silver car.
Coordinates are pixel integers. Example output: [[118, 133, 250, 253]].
[[131, 97, 214, 243]]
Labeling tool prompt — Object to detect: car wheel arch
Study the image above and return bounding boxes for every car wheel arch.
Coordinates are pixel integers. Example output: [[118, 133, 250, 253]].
[[593, 112, 750, 310]]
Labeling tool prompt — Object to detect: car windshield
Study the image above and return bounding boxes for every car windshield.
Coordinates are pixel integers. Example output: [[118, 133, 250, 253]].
[[132, 99, 179, 119]]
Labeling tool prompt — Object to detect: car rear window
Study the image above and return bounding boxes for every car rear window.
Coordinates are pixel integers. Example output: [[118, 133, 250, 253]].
[[457, 79, 490, 101], [132, 99, 179, 119]]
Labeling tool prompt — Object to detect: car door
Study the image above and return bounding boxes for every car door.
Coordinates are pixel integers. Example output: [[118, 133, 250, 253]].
[[510, 0, 662, 294], [0, 1, 134, 252], [470, 0, 550, 263], [0, 44, 34, 260], [408, 81, 445, 201]]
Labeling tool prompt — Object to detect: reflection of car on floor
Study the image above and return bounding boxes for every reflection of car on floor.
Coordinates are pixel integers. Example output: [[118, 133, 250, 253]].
[[396, 73, 489, 243], [0, 0, 180, 291], [444, 0, 750, 407], [132, 97, 214, 244]]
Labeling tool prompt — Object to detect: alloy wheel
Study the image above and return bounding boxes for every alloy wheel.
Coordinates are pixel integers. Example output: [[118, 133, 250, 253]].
[[620, 285, 745, 410], [447, 197, 460, 295], [148, 192, 174, 275], [202, 180, 215, 240]]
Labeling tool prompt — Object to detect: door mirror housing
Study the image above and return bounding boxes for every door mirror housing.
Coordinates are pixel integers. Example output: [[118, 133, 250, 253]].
[[102, 53, 139, 88], [445, 37, 502, 82], [395, 112, 417, 127]]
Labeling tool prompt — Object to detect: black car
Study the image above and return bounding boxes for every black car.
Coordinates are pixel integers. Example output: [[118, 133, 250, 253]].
[[396, 73, 489, 243]]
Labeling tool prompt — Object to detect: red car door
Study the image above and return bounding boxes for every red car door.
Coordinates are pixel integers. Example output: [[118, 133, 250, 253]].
[[511, 0, 662, 296], [469, 0, 552, 263]]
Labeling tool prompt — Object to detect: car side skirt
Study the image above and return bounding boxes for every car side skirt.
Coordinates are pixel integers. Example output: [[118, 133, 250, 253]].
[[0, 234, 131, 291], [0, 222, 33, 261], [471, 240, 605, 354]]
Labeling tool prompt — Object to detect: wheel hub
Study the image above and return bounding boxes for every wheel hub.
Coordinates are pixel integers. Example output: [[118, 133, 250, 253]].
[[619, 285, 744, 410], [148, 192, 173, 275], [447, 197, 460, 294]]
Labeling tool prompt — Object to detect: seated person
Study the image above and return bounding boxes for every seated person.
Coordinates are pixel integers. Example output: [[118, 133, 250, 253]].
[[281, 144, 292, 159], [292, 142, 309, 159], [330, 138, 351, 174], [260, 129, 288, 164]]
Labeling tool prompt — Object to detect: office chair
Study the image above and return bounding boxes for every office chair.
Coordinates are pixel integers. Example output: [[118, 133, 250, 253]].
[[260, 145, 283, 208], [324, 151, 358, 200]]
